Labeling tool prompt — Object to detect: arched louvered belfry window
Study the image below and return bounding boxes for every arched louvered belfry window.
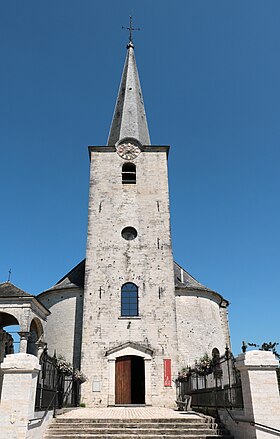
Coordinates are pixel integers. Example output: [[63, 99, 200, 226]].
[[121, 283, 138, 316], [122, 162, 136, 184]]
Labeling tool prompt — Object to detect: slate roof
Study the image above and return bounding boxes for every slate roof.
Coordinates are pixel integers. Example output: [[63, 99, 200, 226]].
[[174, 261, 216, 293], [40, 259, 216, 297], [39, 259, 85, 293], [0, 282, 33, 297], [107, 42, 151, 146]]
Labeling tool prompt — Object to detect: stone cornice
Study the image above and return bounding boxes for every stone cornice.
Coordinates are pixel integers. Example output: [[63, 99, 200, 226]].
[[175, 286, 229, 307], [88, 145, 170, 157], [0, 296, 50, 318]]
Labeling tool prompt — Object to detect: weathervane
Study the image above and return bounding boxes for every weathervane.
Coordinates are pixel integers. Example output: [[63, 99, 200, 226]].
[[7, 268, 11, 282], [122, 16, 140, 45]]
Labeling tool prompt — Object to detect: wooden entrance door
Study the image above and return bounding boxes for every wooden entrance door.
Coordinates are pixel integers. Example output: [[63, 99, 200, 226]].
[[115, 356, 131, 404]]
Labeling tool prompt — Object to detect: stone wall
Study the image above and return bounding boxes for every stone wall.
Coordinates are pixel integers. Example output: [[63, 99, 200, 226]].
[[219, 350, 280, 439], [0, 354, 40, 439], [175, 290, 229, 367], [39, 288, 83, 368], [81, 146, 179, 407]]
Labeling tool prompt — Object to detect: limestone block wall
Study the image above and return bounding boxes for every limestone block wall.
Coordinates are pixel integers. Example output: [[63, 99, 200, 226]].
[[39, 288, 83, 368], [219, 304, 231, 348], [219, 350, 280, 439], [175, 290, 229, 367], [0, 354, 40, 439], [81, 147, 179, 407]]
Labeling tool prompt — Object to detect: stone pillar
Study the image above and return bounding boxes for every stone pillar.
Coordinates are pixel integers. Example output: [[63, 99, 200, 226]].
[[36, 340, 46, 360], [18, 332, 30, 353], [108, 358, 115, 405], [0, 353, 41, 439], [144, 358, 152, 405], [236, 350, 280, 439], [0, 329, 6, 364]]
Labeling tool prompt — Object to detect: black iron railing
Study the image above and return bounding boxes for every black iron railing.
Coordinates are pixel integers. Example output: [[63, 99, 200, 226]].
[[176, 350, 244, 410], [35, 349, 80, 412]]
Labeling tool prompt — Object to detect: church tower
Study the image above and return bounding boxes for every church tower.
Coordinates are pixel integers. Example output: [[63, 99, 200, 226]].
[[80, 40, 179, 407]]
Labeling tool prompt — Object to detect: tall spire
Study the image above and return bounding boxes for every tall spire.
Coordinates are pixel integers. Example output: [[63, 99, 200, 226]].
[[107, 41, 151, 146]]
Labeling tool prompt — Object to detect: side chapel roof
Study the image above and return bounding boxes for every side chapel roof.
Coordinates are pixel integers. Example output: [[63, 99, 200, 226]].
[[174, 261, 229, 305], [174, 261, 215, 292], [38, 259, 85, 295], [39, 259, 219, 297]]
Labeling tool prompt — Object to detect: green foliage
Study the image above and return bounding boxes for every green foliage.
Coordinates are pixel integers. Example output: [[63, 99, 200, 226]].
[[178, 353, 216, 381], [56, 355, 87, 382], [56, 356, 73, 376]]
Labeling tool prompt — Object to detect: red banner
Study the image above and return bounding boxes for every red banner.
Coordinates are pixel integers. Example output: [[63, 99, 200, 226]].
[[164, 359, 172, 387]]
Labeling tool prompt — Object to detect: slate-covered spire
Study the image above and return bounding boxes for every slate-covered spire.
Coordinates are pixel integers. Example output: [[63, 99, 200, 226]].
[[107, 42, 151, 146]]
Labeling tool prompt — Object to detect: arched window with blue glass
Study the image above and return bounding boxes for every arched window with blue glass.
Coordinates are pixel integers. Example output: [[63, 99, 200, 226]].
[[121, 283, 138, 317]]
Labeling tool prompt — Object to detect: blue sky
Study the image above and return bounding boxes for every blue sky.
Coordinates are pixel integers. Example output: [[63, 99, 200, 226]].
[[0, 0, 279, 356]]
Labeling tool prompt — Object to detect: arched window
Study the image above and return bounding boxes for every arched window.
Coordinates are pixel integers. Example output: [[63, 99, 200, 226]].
[[212, 348, 222, 379], [121, 283, 138, 316], [212, 348, 220, 360], [122, 163, 136, 184]]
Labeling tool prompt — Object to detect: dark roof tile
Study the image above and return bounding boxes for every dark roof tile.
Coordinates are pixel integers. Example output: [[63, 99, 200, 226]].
[[0, 282, 33, 297]]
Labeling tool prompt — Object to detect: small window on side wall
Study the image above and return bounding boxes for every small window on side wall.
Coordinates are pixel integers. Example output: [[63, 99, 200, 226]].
[[122, 162, 136, 184], [212, 348, 221, 367], [212, 348, 220, 359]]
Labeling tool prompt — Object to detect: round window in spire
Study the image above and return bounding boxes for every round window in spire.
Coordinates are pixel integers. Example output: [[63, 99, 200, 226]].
[[121, 227, 137, 241]]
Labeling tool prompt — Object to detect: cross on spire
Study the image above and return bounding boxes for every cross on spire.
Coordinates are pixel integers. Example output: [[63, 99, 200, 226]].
[[122, 16, 140, 45]]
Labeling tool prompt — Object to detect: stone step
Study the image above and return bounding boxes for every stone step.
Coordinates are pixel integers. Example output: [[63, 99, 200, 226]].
[[53, 418, 211, 424], [47, 427, 224, 435], [44, 415, 233, 439], [45, 435, 234, 439], [49, 422, 216, 429]]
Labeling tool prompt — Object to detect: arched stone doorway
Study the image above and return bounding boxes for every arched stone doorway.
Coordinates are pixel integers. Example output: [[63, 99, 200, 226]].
[[115, 355, 145, 404], [106, 342, 153, 406]]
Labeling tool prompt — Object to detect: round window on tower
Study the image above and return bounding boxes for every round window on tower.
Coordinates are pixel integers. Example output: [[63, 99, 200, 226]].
[[121, 227, 137, 241]]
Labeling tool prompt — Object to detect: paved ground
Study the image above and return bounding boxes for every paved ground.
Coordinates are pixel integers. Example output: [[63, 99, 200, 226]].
[[59, 407, 202, 420]]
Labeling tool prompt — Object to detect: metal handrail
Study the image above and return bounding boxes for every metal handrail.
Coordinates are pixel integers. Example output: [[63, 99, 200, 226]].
[[28, 389, 57, 425], [28, 376, 75, 425], [223, 405, 280, 435], [61, 379, 73, 406]]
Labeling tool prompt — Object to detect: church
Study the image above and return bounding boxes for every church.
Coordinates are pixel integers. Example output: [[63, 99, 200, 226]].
[[0, 38, 231, 408]]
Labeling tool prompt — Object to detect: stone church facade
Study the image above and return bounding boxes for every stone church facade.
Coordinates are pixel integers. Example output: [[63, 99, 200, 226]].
[[0, 41, 231, 408]]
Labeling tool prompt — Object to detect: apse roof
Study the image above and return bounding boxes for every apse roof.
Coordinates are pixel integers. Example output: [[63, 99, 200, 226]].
[[173, 261, 216, 293], [39, 259, 85, 294], [40, 259, 218, 296]]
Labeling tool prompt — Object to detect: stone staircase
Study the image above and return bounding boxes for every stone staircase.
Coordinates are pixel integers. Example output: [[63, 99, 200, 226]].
[[44, 416, 234, 438]]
